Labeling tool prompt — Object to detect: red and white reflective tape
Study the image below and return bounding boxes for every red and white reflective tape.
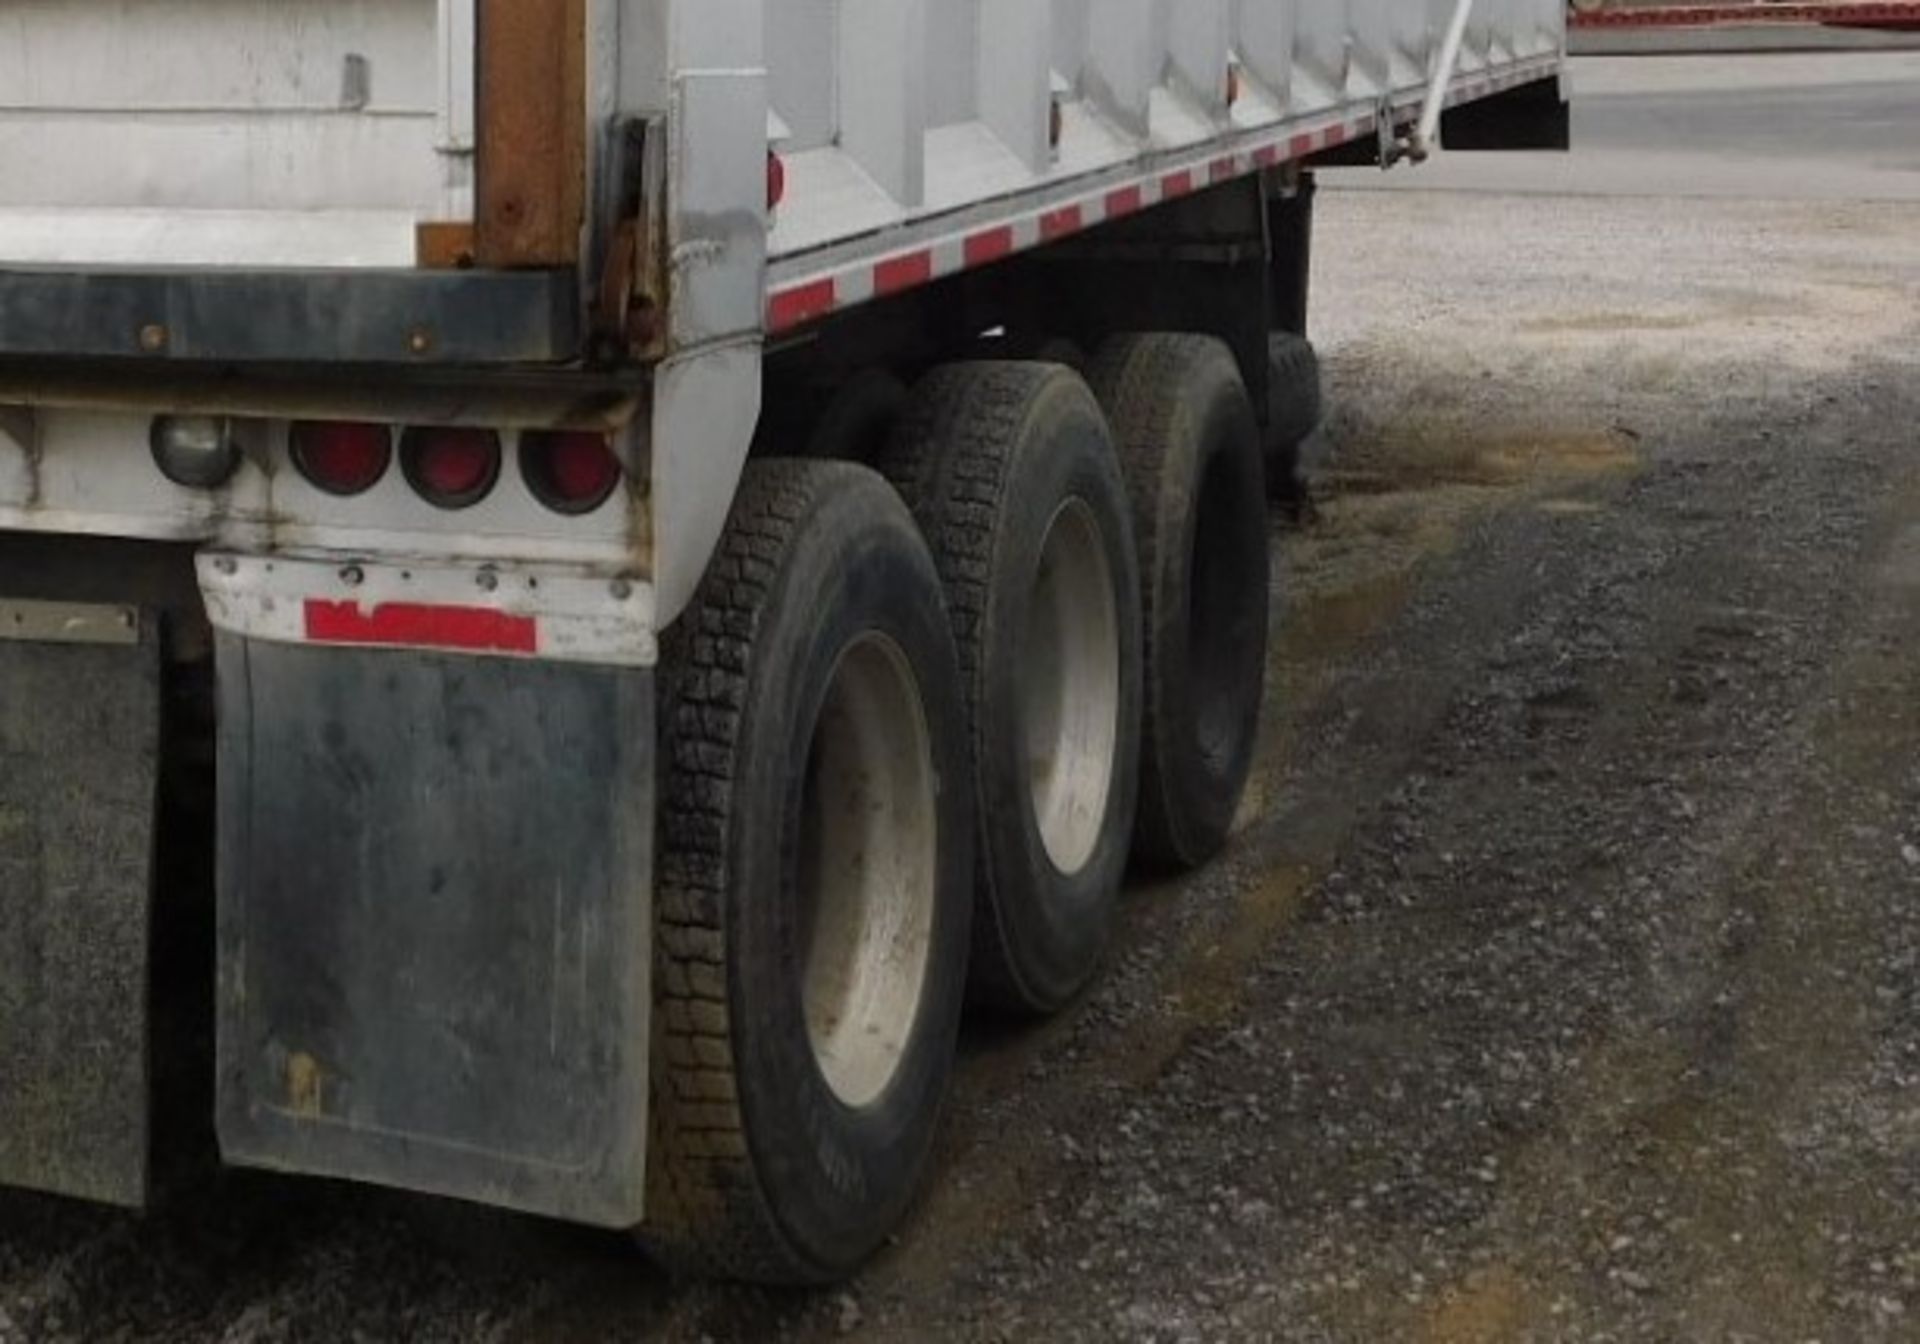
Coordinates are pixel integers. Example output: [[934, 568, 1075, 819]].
[[197, 552, 658, 668], [766, 55, 1562, 336]]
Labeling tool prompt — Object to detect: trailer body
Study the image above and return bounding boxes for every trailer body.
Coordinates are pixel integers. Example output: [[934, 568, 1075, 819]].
[[0, 0, 1566, 1274]]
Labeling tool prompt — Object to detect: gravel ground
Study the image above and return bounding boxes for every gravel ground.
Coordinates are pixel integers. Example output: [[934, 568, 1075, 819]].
[[7, 141, 1920, 1344]]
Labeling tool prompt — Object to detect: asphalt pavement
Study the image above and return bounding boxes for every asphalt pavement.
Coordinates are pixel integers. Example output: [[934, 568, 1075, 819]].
[[3, 51, 1919, 1344]]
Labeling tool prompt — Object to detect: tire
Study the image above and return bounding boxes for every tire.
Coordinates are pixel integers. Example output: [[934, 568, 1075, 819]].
[[881, 363, 1144, 1016], [1264, 332, 1323, 495], [1089, 334, 1271, 871], [641, 459, 973, 1283]]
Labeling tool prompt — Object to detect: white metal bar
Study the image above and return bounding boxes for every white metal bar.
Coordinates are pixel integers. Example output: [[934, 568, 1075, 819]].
[[1411, 0, 1477, 160]]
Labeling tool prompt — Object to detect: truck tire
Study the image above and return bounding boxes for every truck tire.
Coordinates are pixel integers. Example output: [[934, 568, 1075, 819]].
[[642, 459, 973, 1284], [1089, 334, 1270, 871], [1265, 332, 1324, 495], [880, 363, 1143, 1016]]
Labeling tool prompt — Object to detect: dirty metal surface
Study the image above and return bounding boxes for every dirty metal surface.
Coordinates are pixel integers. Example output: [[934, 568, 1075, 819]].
[[0, 267, 582, 366], [0, 610, 160, 1207], [215, 637, 653, 1230]]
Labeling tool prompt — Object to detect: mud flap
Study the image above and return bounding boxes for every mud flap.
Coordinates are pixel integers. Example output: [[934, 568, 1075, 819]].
[[0, 601, 160, 1207], [214, 636, 653, 1228]]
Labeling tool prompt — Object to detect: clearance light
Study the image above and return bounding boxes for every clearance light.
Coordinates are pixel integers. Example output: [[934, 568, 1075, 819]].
[[768, 151, 788, 211]]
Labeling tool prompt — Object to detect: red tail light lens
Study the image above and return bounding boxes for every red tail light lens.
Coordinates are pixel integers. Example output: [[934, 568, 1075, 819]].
[[291, 421, 391, 496], [767, 151, 787, 211], [521, 431, 623, 515], [401, 427, 501, 510]]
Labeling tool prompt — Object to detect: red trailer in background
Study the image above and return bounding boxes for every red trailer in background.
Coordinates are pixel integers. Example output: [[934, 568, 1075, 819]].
[[1571, 0, 1920, 30]]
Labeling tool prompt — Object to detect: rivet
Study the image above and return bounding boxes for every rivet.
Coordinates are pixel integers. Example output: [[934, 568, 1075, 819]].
[[213, 556, 238, 576], [340, 565, 365, 587], [477, 569, 499, 593], [138, 323, 169, 353], [408, 328, 433, 355], [610, 579, 633, 601]]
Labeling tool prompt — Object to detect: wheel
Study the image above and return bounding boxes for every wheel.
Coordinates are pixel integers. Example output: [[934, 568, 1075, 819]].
[[1264, 332, 1324, 496], [880, 363, 1143, 1016], [642, 459, 973, 1283], [1089, 334, 1271, 871]]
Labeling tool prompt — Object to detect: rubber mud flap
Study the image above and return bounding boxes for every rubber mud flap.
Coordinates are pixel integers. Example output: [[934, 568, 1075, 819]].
[[215, 636, 654, 1227], [0, 603, 160, 1207]]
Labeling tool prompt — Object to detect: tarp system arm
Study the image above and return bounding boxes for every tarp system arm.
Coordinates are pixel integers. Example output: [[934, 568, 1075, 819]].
[[1402, 0, 1477, 164]]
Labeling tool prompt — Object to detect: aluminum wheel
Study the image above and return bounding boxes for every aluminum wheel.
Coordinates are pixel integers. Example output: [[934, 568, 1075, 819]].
[[1022, 498, 1122, 876], [798, 633, 940, 1109]]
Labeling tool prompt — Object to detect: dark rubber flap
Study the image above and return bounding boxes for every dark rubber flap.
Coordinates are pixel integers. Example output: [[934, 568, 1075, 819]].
[[0, 612, 160, 1207], [215, 637, 653, 1228]]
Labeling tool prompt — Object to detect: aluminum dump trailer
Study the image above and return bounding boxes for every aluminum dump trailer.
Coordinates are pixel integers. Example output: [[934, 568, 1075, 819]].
[[0, 0, 1567, 1283]]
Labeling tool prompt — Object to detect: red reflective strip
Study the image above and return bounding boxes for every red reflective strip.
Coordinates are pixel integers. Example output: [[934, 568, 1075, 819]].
[[1209, 157, 1236, 183], [875, 251, 933, 296], [965, 226, 1016, 267], [1039, 205, 1083, 241], [1253, 144, 1281, 169], [1105, 186, 1143, 218], [304, 601, 538, 655], [1288, 132, 1315, 159], [1161, 170, 1194, 199], [768, 279, 836, 332]]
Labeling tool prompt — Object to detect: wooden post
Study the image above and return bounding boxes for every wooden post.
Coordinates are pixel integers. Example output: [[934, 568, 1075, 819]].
[[475, 0, 587, 268]]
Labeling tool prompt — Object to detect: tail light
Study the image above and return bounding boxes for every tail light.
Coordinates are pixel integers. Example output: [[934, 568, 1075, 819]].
[[151, 415, 241, 489], [401, 427, 502, 510], [291, 421, 392, 496], [520, 430, 623, 515]]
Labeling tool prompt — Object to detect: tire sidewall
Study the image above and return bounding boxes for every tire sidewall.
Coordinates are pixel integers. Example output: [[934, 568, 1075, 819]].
[[976, 377, 1143, 1007], [1148, 353, 1270, 861]]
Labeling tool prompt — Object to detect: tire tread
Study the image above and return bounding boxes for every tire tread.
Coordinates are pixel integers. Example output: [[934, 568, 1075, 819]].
[[644, 459, 863, 1284]]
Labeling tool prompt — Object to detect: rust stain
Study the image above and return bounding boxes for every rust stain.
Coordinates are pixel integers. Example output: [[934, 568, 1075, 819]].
[[1522, 310, 1701, 334], [1419, 1266, 1542, 1343], [286, 1052, 326, 1118], [415, 221, 478, 271]]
